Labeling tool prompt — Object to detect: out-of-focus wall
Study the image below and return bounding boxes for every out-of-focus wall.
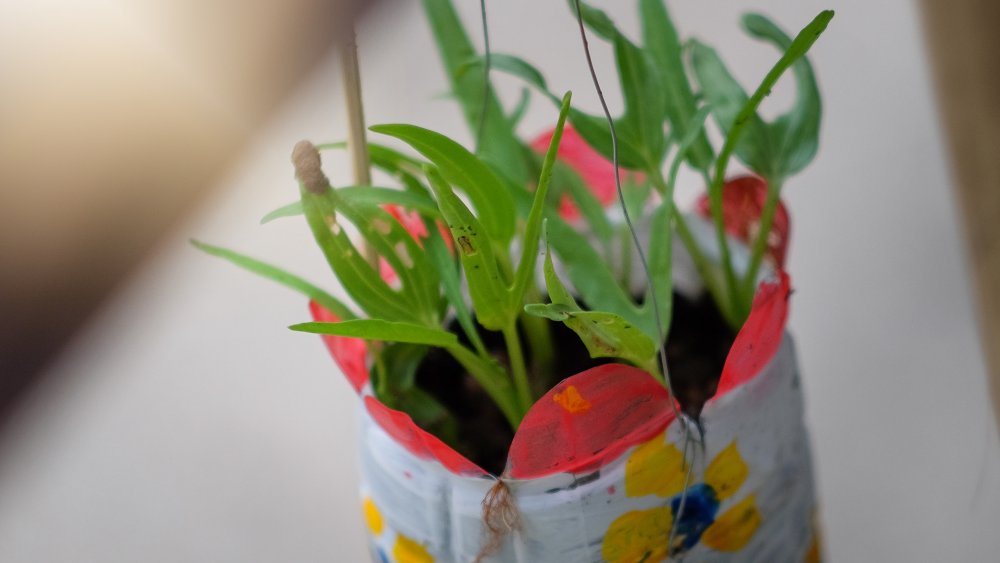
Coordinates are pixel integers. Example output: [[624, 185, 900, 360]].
[[0, 1, 997, 562]]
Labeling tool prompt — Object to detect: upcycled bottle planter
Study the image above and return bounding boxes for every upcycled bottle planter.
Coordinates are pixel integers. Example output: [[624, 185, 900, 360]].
[[312, 231, 820, 562]]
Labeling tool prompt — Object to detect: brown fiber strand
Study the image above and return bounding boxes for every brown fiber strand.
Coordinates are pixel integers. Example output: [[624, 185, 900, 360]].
[[475, 479, 520, 562]]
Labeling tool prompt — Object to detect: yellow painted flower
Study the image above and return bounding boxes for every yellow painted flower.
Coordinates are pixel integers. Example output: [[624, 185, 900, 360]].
[[604, 437, 762, 558], [624, 431, 688, 498], [392, 533, 435, 563], [363, 497, 384, 536]]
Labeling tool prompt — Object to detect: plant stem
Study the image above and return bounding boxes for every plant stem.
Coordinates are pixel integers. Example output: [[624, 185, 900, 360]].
[[647, 166, 738, 326], [740, 176, 783, 314], [619, 224, 633, 289], [446, 343, 522, 428], [703, 168, 742, 320], [502, 323, 533, 414], [672, 210, 741, 329], [520, 284, 555, 382]]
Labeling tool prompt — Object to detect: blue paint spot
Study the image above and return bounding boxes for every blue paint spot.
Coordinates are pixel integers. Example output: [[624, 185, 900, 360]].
[[669, 483, 720, 553], [369, 545, 389, 563]]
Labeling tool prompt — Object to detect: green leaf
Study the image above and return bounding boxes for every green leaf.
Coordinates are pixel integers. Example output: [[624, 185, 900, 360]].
[[690, 39, 775, 178], [459, 53, 549, 91], [570, 0, 667, 168], [299, 184, 413, 322], [528, 242, 658, 373], [377, 342, 428, 392], [510, 92, 572, 308], [569, 0, 617, 40], [621, 175, 653, 224], [262, 188, 439, 226], [260, 201, 303, 224], [338, 187, 441, 216], [566, 311, 658, 373], [371, 124, 516, 243], [612, 32, 666, 166], [394, 387, 459, 446], [425, 167, 511, 330], [290, 319, 458, 347], [334, 198, 442, 322], [565, 110, 649, 170], [637, 199, 673, 342], [509, 87, 532, 128], [420, 0, 532, 184], [524, 302, 575, 321], [742, 13, 823, 177], [424, 218, 486, 355], [480, 52, 649, 169], [191, 240, 356, 321], [639, 0, 714, 171], [545, 217, 641, 326], [551, 159, 614, 243]]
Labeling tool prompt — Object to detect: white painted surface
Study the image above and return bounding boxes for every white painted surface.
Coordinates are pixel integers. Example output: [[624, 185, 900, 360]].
[[1, 1, 997, 562]]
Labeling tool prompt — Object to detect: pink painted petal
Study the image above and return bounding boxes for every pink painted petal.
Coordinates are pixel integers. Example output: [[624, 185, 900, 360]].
[[364, 396, 488, 477], [377, 205, 453, 284], [695, 176, 791, 268], [506, 364, 676, 479], [713, 271, 791, 397], [530, 126, 641, 221], [309, 301, 369, 394]]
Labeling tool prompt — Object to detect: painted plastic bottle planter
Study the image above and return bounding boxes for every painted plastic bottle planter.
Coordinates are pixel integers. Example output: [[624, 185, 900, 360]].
[[312, 261, 819, 562]]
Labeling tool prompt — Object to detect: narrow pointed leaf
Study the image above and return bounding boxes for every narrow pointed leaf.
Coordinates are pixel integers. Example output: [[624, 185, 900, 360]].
[[426, 167, 511, 330], [192, 240, 356, 321], [300, 185, 412, 322], [639, 0, 714, 170], [742, 13, 823, 177], [424, 218, 486, 354], [529, 243, 657, 372], [421, 0, 532, 184], [290, 319, 458, 347], [261, 201, 303, 224], [262, 188, 439, 225], [690, 39, 774, 178], [545, 216, 639, 323], [371, 124, 516, 243], [511, 92, 572, 307]]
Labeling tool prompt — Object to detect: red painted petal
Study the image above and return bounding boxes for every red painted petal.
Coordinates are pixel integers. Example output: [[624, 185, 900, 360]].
[[507, 364, 675, 479], [384, 205, 429, 241], [364, 396, 488, 476], [695, 176, 791, 268], [309, 301, 369, 394], [714, 271, 791, 397]]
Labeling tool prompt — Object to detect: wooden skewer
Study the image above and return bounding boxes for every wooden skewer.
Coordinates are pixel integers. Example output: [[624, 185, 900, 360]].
[[340, 29, 377, 267]]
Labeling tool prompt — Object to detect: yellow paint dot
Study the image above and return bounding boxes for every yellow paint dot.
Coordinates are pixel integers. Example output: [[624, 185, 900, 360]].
[[553, 385, 592, 413], [601, 507, 672, 563], [701, 495, 762, 552], [805, 513, 823, 563], [704, 441, 749, 501], [624, 432, 688, 498], [392, 534, 435, 563], [362, 497, 384, 536]]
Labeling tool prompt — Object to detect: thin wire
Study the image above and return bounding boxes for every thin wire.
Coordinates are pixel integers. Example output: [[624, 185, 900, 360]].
[[667, 419, 704, 558], [475, 0, 491, 152], [569, 0, 680, 424]]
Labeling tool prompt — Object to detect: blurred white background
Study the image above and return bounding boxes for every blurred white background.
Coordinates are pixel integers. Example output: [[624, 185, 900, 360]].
[[1, 1, 998, 561]]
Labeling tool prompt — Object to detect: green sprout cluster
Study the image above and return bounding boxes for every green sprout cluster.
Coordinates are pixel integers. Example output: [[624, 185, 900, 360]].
[[195, 0, 832, 439]]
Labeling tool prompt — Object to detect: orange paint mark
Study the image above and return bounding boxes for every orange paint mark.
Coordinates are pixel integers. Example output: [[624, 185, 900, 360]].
[[553, 385, 592, 413]]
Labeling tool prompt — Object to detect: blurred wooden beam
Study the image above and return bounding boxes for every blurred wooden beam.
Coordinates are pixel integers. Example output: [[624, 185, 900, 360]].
[[919, 0, 1000, 430], [0, 0, 376, 431]]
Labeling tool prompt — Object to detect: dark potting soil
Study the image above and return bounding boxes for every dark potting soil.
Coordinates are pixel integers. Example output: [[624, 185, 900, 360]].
[[414, 291, 736, 474]]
